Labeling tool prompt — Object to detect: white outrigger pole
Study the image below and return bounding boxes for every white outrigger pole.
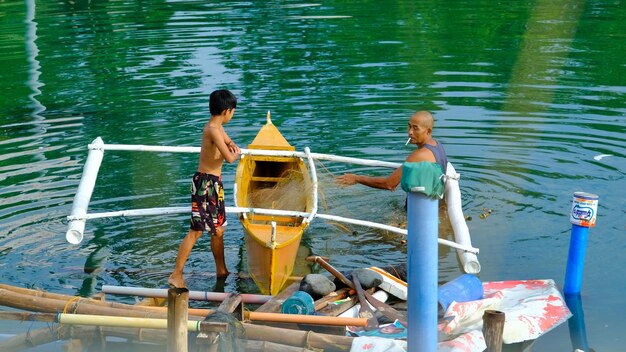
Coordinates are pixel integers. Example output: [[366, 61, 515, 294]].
[[66, 138, 480, 273]]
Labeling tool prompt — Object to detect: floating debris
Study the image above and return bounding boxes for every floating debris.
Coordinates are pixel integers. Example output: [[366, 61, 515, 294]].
[[479, 208, 492, 219], [287, 15, 352, 19], [593, 154, 613, 161], [279, 3, 321, 8]]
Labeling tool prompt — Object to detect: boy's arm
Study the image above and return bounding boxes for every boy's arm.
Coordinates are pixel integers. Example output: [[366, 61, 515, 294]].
[[222, 129, 240, 155], [208, 127, 240, 163]]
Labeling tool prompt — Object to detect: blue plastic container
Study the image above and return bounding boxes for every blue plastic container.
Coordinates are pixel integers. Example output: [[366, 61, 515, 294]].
[[281, 291, 315, 315], [438, 274, 483, 312]]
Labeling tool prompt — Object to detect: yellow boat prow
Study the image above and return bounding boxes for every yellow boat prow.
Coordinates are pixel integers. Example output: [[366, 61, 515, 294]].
[[248, 112, 295, 151]]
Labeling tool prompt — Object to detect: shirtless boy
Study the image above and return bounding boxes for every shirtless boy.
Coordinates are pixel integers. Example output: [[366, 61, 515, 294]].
[[168, 89, 241, 288]]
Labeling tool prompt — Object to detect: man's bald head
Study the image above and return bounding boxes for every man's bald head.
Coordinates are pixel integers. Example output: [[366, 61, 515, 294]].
[[410, 111, 434, 131]]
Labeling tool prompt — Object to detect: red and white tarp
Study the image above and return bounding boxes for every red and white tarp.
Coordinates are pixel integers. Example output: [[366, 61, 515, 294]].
[[350, 279, 571, 352], [440, 279, 572, 346]]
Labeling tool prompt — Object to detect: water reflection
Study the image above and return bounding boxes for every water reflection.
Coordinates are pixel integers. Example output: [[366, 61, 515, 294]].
[[565, 293, 591, 352], [25, 0, 45, 118]]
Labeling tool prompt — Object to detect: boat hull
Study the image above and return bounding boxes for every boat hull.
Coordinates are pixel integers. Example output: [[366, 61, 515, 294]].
[[235, 118, 313, 295], [244, 222, 305, 295]]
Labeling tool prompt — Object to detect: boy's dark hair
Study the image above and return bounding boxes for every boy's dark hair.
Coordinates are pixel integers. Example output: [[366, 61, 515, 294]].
[[209, 90, 237, 116]]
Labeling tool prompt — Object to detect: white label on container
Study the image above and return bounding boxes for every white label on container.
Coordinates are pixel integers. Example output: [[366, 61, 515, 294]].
[[570, 192, 598, 228]]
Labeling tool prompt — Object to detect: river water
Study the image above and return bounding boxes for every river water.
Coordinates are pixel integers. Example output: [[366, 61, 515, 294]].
[[0, 1, 624, 350]]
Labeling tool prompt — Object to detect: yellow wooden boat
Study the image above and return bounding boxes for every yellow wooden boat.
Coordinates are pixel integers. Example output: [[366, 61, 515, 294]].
[[235, 113, 314, 295]]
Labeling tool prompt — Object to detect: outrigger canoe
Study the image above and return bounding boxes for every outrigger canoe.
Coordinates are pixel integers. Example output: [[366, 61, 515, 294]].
[[234, 113, 315, 295], [65, 122, 480, 294]]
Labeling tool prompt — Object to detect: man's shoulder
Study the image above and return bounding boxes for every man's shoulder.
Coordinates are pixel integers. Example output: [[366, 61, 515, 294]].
[[406, 147, 435, 162]]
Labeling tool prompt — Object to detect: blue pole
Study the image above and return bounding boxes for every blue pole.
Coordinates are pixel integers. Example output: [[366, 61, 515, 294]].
[[563, 192, 598, 295], [564, 293, 590, 351], [563, 225, 589, 294], [407, 191, 438, 352]]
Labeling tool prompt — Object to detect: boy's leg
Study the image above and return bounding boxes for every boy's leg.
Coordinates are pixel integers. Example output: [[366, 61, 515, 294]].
[[168, 229, 203, 288], [211, 226, 229, 277]]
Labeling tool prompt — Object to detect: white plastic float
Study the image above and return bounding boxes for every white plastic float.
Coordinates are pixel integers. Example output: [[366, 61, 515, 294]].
[[66, 138, 480, 272]]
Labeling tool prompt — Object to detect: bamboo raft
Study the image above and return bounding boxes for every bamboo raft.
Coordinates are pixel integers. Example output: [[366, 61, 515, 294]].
[[0, 275, 404, 352]]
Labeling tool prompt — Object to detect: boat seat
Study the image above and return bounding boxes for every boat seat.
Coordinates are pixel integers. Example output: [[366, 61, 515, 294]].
[[251, 176, 287, 183], [248, 214, 302, 226]]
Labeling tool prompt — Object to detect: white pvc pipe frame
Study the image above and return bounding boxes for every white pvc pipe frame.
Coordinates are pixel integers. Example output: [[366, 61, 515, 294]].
[[66, 138, 480, 259]]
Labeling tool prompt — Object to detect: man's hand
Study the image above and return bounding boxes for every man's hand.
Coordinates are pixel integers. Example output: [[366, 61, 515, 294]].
[[336, 173, 358, 186]]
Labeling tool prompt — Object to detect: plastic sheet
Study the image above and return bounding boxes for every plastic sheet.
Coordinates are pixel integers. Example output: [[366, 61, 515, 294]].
[[441, 279, 571, 344]]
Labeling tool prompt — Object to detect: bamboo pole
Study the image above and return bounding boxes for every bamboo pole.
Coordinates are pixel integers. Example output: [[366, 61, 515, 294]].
[[246, 311, 366, 327], [0, 310, 352, 352], [0, 311, 56, 322], [0, 284, 211, 317], [483, 310, 505, 352], [242, 323, 353, 352], [167, 288, 189, 352], [0, 310, 228, 334], [0, 324, 70, 352], [0, 288, 170, 319], [0, 284, 83, 301], [0, 324, 168, 352], [242, 340, 317, 352], [0, 326, 306, 352], [102, 284, 271, 305]]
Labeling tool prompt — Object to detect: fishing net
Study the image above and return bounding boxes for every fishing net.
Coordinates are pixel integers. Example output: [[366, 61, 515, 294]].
[[314, 160, 408, 235], [244, 158, 453, 243], [247, 169, 312, 212], [313, 160, 454, 241]]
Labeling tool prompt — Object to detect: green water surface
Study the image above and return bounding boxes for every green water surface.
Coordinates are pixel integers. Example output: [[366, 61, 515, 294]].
[[1, 1, 624, 350]]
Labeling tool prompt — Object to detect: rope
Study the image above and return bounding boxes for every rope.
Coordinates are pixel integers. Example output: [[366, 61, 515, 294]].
[[62, 296, 81, 314], [303, 330, 313, 349], [302, 330, 324, 352], [444, 172, 460, 181], [388, 265, 404, 281]]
